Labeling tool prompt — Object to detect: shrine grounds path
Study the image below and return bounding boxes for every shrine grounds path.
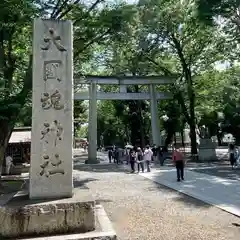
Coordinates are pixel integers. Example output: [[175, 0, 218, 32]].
[[73, 164, 240, 240]]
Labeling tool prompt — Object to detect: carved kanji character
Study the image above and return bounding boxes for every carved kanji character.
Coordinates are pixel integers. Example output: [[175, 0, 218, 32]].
[[51, 153, 62, 166], [40, 90, 64, 110], [48, 153, 64, 175], [41, 28, 66, 52], [39, 154, 65, 177], [40, 123, 50, 143], [44, 61, 62, 82], [53, 120, 63, 146], [39, 155, 50, 177], [48, 168, 65, 175], [41, 93, 52, 110], [50, 90, 64, 110]]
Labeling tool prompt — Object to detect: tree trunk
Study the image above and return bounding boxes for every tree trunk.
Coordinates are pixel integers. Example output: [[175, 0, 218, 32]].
[[171, 34, 198, 155], [174, 133, 176, 145], [180, 127, 185, 148], [0, 146, 5, 180], [189, 103, 197, 155], [164, 129, 174, 147], [189, 123, 197, 153], [0, 120, 14, 181], [136, 99, 145, 148]]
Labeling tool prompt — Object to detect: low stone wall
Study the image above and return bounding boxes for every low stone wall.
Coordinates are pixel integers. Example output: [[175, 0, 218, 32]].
[[0, 194, 95, 239]]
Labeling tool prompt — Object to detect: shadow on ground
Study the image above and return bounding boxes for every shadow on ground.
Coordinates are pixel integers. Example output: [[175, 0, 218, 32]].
[[95, 198, 113, 204], [147, 181, 210, 208], [74, 163, 130, 173], [192, 166, 240, 181], [73, 152, 107, 164], [73, 177, 98, 189]]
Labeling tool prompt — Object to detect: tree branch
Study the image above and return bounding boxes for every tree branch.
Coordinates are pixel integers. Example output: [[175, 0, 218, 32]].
[[86, 0, 104, 15], [171, 32, 188, 70], [74, 28, 111, 59], [144, 56, 173, 76], [57, 0, 82, 19], [51, 0, 62, 18], [52, 0, 69, 19], [73, 0, 105, 25], [173, 86, 190, 124]]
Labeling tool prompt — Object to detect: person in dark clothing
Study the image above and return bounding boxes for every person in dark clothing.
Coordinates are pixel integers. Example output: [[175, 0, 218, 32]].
[[112, 150, 116, 163], [158, 146, 163, 165], [115, 148, 120, 164], [229, 144, 237, 169], [108, 149, 113, 163], [152, 145, 158, 162], [130, 149, 136, 173], [136, 147, 144, 173], [160, 146, 168, 166]]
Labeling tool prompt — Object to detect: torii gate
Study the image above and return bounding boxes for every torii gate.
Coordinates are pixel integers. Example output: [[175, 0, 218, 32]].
[[74, 75, 174, 163]]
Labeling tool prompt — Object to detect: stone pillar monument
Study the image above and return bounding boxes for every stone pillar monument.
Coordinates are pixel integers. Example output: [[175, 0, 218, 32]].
[[149, 84, 161, 146], [30, 19, 73, 199], [198, 126, 217, 161], [87, 81, 98, 163]]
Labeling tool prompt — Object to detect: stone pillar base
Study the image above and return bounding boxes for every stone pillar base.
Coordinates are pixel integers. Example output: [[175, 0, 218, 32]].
[[0, 191, 95, 239], [198, 138, 217, 161]]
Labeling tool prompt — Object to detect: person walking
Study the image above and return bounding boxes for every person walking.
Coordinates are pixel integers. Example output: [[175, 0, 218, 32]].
[[152, 145, 158, 162], [158, 146, 164, 165], [229, 144, 237, 169], [130, 149, 136, 173], [172, 145, 185, 182], [115, 148, 120, 165], [108, 149, 113, 163], [143, 145, 153, 172], [5, 155, 13, 175], [125, 148, 130, 165], [136, 147, 144, 173]]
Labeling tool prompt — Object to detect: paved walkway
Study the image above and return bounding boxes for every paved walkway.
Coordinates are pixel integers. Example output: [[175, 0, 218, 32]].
[[139, 166, 240, 217]]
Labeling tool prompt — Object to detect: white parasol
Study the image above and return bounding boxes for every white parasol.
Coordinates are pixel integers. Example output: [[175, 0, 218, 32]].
[[125, 144, 133, 149]]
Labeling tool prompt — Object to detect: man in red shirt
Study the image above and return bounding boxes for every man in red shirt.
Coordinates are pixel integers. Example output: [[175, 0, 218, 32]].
[[172, 145, 185, 182]]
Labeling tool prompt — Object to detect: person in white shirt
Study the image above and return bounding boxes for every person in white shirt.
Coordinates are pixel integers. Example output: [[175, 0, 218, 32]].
[[144, 145, 153, 172], [5, 155, 13, 175]]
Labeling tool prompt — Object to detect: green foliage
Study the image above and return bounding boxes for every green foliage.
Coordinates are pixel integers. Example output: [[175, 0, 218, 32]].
[[220, 67, 240, 143], [196, 0, 239, 23], [0, 0, 137, 170], [76, 124, 88, 138], [97, 100, 126, 146], [2, 0, 240, 157], [197, 0, 240, 63]]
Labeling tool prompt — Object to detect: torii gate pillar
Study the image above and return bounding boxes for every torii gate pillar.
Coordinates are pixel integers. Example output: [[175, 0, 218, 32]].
[[87, 82, 99, 164], [149, 84, 161, 146]]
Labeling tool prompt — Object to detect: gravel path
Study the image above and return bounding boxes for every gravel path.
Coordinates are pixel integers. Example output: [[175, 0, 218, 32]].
[[74, 164, 240, 240]]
